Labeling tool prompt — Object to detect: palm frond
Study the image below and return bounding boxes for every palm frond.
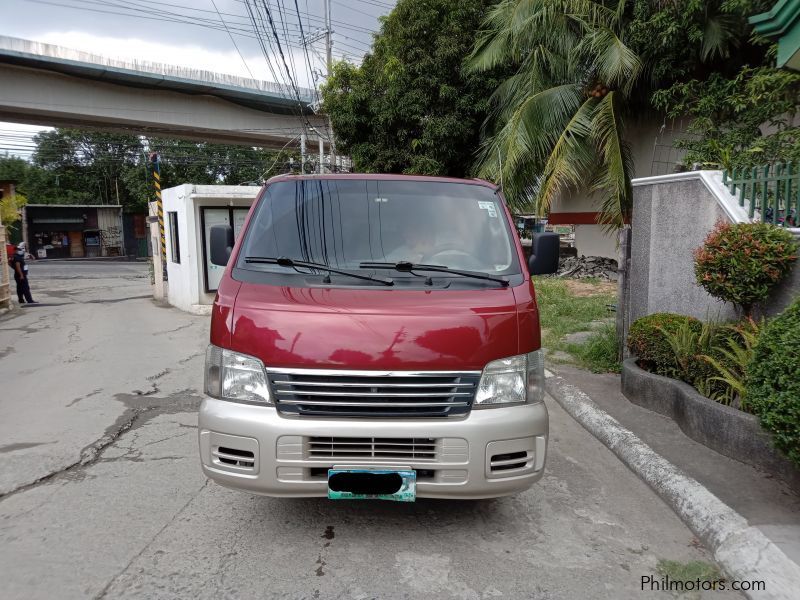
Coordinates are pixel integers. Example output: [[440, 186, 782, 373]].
[[586, 27, 641, 95], [535, 97, 598, 215], [591, 91, 633, 230], [701, 13, 740, 61]]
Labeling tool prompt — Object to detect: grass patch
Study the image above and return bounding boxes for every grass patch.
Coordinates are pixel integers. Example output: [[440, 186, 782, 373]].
[[656, 559, 722, 582], [566, 323, 621, 373], [533, 277, 619, 372]]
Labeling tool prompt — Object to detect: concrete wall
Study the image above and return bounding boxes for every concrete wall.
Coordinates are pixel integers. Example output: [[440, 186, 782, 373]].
[[629, 175, 737, 324], [162, 185, 259, 314], [624, 171, 800, 341], [574, 223, 617, 258]]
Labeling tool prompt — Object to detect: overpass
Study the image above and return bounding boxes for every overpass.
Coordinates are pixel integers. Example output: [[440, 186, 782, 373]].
[[0, 36, 328, 148]]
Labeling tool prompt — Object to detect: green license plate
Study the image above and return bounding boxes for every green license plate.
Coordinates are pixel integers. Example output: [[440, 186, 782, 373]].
[[327, 469, 416, 502]]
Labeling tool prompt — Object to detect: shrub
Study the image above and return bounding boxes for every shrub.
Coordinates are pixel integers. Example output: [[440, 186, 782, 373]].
[[701, 319, 761, 410], [627, 313, 701, 377], [694, 221, 798, 317], [746, 298, 800, 467]]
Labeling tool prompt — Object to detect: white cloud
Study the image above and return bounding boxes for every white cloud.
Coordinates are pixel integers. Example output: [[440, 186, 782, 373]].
[[36, 30, 318, 88]]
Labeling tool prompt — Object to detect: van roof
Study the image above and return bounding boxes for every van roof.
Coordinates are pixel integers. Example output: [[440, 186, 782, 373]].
[[265, 173, 499, 189]]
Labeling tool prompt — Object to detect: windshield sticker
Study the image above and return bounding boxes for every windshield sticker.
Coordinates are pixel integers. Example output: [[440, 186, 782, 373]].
[[478, 201, 498, 218]]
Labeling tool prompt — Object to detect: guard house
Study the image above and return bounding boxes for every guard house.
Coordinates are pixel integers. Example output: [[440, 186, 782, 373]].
[[23, 204, 124, 258], [161, 185, 260, 314]]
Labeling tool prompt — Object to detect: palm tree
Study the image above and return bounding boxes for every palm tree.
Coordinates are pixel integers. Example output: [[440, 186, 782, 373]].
[[467, 0, 641, 229]]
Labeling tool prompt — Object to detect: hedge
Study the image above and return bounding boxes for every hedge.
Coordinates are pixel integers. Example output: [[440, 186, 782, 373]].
[[746, 298, 800, 467], [627, 313, 701, 377]]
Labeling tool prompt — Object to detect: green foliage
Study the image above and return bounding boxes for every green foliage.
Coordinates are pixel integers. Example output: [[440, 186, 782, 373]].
[[656, 559, 722, 584], [627, 313, 701, 377], [0, 191, 28, 232], [567, 323, 621, 373], [694, 221, 798, 316], [652, 67, 800, 169], [625, 1, 772, 87], [746, 298, 800, 467], [467, 0, 639, 226], [0, 130, 298, 213], [701, 318, 761, 409], [659, 318, 716, 383], [467, 0, 776, 225], [321, 0, 503, 176]]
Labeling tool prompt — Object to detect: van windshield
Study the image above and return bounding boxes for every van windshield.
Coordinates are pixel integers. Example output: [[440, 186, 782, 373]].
[[238, 179, 520, 277]]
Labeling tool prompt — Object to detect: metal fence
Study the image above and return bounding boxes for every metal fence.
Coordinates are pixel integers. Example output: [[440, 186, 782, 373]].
[[722, 162, 800, 226]]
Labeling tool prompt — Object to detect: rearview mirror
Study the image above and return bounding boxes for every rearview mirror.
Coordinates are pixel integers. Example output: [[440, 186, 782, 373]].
[[528, 232, 560, 275], [209, 224, 234, 266]]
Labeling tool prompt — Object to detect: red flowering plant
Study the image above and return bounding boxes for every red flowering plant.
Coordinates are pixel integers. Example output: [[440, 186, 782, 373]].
[[694, 221, 798, 317]]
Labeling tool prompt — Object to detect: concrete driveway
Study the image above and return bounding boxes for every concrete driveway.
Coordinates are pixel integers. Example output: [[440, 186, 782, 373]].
[[0, 262, 741, 599]]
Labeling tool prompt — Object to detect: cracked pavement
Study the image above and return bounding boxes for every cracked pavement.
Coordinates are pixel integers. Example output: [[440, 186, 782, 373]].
[[1, 262, 744, 599]]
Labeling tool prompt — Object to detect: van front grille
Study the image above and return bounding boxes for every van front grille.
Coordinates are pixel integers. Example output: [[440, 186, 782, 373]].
[[307, 437, 437, 460], [267, 368, 481, 418]]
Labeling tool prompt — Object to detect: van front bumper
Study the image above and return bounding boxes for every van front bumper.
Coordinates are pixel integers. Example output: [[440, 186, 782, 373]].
[[198, 398, 548, 500]]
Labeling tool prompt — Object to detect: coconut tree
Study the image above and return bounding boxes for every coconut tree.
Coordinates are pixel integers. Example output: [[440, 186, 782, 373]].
[[467, 0, 642, 228]]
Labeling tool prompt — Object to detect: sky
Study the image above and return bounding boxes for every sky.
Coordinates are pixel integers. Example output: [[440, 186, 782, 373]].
[[1, 0, 396, 157]]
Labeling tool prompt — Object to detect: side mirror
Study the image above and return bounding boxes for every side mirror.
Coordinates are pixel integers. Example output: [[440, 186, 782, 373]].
[[209, 224, 235, 266], [527, 232, 560, 275]]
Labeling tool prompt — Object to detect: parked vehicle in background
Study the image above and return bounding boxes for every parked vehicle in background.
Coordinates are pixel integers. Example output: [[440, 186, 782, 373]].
[[200, 174, 557, 501]]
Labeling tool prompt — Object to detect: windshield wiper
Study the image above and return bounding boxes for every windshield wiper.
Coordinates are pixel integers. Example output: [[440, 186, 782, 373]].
[[359, 261, 509, 287], [245, 256, 394, 286]]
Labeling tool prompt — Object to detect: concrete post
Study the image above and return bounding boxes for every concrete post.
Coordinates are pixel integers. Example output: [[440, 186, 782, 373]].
[[149, 201, 165, 301], [616, 226, 632, 361]]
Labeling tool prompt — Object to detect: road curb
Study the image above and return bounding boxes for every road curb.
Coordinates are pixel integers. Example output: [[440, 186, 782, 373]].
[[545, 371, 800, 600]]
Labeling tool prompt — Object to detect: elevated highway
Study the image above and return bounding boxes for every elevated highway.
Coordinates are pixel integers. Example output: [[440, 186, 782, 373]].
[[0, 36, 327, 148]]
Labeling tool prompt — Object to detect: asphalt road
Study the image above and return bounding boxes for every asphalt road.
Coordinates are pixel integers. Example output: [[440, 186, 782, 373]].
[[0, 262, 742, 599]]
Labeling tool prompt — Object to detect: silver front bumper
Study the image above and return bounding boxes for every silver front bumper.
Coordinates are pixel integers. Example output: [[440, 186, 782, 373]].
[[198, 398, 548, 500]]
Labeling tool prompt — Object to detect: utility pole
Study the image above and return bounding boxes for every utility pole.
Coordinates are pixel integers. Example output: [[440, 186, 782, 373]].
[[324, 0, 336, 172], [300, 133, 307, 174]]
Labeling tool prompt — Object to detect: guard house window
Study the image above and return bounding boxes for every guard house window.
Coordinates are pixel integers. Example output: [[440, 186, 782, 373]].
[[168, 212, 180, 264]]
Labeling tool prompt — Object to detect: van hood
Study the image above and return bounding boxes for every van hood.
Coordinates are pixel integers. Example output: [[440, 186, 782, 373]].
[[229, 282, 525, 371]]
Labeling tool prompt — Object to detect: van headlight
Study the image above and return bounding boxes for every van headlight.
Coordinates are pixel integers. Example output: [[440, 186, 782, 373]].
[[474, 350, 545, 407], [205, 344, 272, 404]]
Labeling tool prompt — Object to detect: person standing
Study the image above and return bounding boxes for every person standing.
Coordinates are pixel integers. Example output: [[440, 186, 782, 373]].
[[10, 242, 36, 305]]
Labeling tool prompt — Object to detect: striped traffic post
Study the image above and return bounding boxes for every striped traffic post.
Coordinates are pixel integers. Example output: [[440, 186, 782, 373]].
[[150, 153, 167, 280]]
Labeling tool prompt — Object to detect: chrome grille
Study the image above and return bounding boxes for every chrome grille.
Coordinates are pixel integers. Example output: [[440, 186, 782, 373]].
[[307, 437, 437, 460], [267, 368, 481, 417]]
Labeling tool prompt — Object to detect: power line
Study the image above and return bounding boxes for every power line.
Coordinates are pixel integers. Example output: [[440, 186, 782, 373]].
[[252, 0, 312, 131], [293, 0, 320, 103], [22, 0, 369, 61], [210, 0, 258, 82]]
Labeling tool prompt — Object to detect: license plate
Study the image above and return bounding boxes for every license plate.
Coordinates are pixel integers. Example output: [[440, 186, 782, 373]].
[[327, 469, 416, 502]]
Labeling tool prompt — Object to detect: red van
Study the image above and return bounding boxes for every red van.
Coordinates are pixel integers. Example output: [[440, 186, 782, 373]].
[[200, 174, 556, 501]]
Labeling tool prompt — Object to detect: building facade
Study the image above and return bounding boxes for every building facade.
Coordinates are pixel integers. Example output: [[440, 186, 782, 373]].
[[22, 204, 124, 258]]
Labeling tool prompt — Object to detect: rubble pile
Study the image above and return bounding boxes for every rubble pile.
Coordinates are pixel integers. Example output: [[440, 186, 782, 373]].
[[557, 255, 619, 280]]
